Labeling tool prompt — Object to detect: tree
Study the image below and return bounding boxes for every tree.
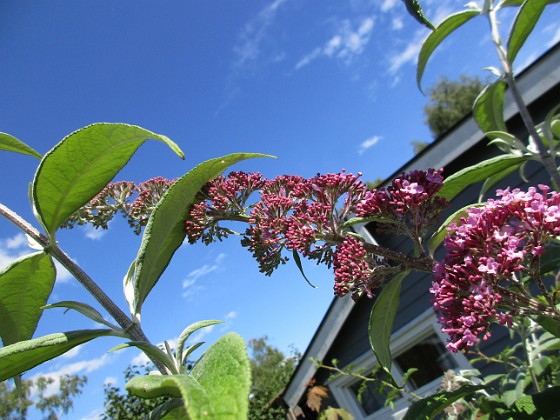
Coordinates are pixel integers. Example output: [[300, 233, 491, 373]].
[[424, 75, 485, 137], [248, 337, 300, 420], [101, 337, 299, 419], [101, 364, 169, 419], [0, 374, 87, 419]]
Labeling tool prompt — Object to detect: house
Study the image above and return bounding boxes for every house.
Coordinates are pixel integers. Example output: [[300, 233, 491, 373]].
[[282, 42, 560, 419]]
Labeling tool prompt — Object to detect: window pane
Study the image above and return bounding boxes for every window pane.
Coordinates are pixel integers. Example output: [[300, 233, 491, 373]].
[[349, 370, 401, 416], [394, 333, 457, 390]]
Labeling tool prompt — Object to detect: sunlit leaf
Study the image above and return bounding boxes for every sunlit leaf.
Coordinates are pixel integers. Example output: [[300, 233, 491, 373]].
[[403, 384, 488, 419], [428, 203, 485, 255], [417, 10, 481, 92], [437, 154, 529, 201], [190, 332, 251, 419], [473, 80, 507, 133], [403, 0, 435, 30], [0, 132, 42, 159], [507, 0, 551, 65], [176, 320, 222, 367], [368, 271, 408, 371], [126, 374, 213, 419], [535, 315, 560, 339], [43, 300, 120, 331], [0, 252, 55, 347], [0, 329, 114, 381], [478, 164, 521, 201], [109, 341, 177, 373], [32, 123, 184, 236], [132, 153, 273, 316]]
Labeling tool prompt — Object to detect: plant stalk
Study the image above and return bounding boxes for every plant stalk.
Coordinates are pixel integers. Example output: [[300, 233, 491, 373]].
[[0, 203, 168, 374]]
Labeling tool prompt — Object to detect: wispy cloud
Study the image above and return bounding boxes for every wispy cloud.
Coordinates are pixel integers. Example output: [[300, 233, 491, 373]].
[[380, 0, 398, 12], [61, 344, 82, 359], [232, 0, 289, 70], [295, 17, 375, 70], [358, 135, 382, 155], [82, 225, 108, 241], [0, 233, 74, 283], [104, 376, 118, 386], [387, 29, 424, 75], [182, 253, 226, 298], [31, 353, 113, 398], [0, 233, 30, 268]]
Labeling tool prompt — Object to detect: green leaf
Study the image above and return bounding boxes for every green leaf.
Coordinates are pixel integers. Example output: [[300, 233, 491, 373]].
[[32, 123, 184, 236], [417, 10, 481, 92], [473, 80, 507, 133], [0, 329, 113, 381], [368, 271, 408, 371], [132, 153, 273, 316], [403, 384, 488, 420], [126, 374, 213, 419], [478, 164, 521, 201], [437, 154, 530, 201], [292, 250, 317, 288], [0, 252, 56, 347], [428, 203, 485, 255], [109, 341, 177, 373], [42, 300, 120, 331], [176, 320, 222, 368], [341, 215, 396, 229], [0, 132, 42, 159], [190, 332, 251, 419], [538, 242, 560, 274], [515, 385, 560, 418], [507, 0, 551, 65], [403, 0, 435, 30], [534, 315, 560, 338]]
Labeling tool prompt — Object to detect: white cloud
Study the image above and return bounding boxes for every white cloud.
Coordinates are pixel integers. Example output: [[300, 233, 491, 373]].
[[387, 29, 424, 75], [104, 376, 118, 386], [0, 233, 31, 269], [0, 233, 74, 284], [358, 135, 382, 155], [392, 17, 403, 30], [31, 353, 112, 398], [61, 344, 82, 359], [295, 17, 375, 70], [82, 225, 107, 241], [182, 253, 226, 298], [380, 0, 397, 12], [232, 0, 289, 70], [5, 233, 26, 249]]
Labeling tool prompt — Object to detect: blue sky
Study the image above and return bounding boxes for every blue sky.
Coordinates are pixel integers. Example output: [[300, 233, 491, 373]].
[[0, 1, 559, 418]]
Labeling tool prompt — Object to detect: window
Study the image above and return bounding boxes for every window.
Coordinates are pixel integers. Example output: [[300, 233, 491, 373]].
[[329, 309, 471, 419]]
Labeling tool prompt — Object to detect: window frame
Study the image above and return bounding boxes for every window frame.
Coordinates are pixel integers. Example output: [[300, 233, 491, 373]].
[[329, 308, 471, 419]]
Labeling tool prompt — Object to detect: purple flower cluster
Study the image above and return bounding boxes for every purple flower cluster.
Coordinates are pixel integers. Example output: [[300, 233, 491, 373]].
[[432, 185, 560, 352], [355, 168, 447, 238], [185, 169, 446, 299]]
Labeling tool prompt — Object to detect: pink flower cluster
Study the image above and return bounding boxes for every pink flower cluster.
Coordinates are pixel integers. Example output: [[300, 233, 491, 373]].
[[185, 169, 447, 299], [355, 168, 447, 238], [432, 185, 560, 352]]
